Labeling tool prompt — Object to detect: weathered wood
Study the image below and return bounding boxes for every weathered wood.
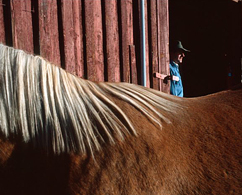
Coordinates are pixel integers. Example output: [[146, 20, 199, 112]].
[[157, 0, 162, 91], [105, 0, 120, 82], [2, 0, 171, 94], [129, 45, 137, 84], [60, 0, 75, 73], [120, 0, 133, 83], [0, 1, 5, 43], [72, 0, 84, 78], [150, 0, 159, 90], [38, 0, 61, 66], [61, 0, 84, 76], [144, 0, 150, 87], [10, 0, 33, 53], [84, 0, 104, 82], [154, 72, 179, 82], [157, 0, 170, 93]]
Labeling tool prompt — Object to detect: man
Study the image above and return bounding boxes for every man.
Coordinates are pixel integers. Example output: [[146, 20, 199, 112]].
[[169, 40, 190, 97]]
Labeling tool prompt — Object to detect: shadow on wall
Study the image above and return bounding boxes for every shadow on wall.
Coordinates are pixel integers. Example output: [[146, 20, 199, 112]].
[[169, 0, 241, 97]]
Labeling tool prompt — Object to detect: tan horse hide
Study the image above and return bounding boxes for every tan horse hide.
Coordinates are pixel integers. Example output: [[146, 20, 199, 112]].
[[0, 44, 241, 195]]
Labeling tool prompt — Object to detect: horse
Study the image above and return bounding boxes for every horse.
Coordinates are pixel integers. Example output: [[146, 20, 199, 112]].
[[0, 43, 241, 195]]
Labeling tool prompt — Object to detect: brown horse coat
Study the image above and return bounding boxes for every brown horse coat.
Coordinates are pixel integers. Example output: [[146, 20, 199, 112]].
[[0, 44, 242, 195]]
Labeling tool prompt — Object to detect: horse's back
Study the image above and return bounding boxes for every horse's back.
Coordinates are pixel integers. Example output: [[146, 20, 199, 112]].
[[1, 84, 242, 195], [67, 86, 242, 195]]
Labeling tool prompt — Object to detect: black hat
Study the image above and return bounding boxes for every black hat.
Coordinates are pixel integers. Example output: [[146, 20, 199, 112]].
[[170, 40, 190, 52]]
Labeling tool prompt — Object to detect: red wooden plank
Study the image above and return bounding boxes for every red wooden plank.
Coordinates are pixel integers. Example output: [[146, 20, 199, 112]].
[[61, 0, 84, 76], [157, 0, 170, 93], [72, 0, 84, 78], [157, 0, 162, 91], [129, 45, 137, 84], [38, 0, 61, 66], [0, 1, 5, 43], [84, 0, 104, 82], [10, 0, 33, 53], [150, 0, 159, 90], [105, 0, 120, 82], [120, 0, 133, 83], [60, 0, 75, 74], [144, 0, 150, 87]]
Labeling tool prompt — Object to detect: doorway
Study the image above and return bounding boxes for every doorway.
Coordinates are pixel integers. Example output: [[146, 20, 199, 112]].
[[169, 0, 241, 97]]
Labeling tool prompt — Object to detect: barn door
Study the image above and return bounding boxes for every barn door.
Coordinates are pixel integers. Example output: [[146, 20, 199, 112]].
[[148, 0, 170, 93]]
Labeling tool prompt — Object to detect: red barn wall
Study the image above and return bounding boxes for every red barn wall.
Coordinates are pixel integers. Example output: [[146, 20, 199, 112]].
[[0, 0, 170, 92]]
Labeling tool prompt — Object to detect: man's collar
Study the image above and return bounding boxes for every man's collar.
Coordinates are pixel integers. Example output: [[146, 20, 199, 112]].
[[171, 60, 179, 67]]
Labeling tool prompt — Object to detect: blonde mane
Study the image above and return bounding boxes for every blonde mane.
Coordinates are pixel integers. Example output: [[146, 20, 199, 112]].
[[0, 44, 179, 155]]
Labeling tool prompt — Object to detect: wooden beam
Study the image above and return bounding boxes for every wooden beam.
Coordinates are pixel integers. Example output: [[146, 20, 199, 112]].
[[11, 0, 33, 53], [60, 0, 75, 73], [120, 0, 133, 83], [0, 0, 5, 43], [154, 72, 166, 80], [129, 45, 137, 84], [149, 0, 159, 90], [61, 0, 84, 76], [104, 0, 120, 82], [38, 0, 61, 66], [84, 0, 104, 81], [72, 0, 84, 78], [144, 0, 150, 87], [157, 0, 170, 93], [154, 72, 179, 82]]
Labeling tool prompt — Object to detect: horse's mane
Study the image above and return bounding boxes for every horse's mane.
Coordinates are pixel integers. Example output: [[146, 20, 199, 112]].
[[0, 44, 179, 155]]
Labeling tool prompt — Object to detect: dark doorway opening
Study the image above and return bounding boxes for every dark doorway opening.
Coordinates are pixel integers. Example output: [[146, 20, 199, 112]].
[[169, 0, 241, 97]]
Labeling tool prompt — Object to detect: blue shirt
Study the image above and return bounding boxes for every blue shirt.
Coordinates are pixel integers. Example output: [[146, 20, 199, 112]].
[[169, 61, 183, 97]]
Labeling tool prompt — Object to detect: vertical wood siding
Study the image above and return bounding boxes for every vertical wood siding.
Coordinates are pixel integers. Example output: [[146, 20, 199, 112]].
[[38, 0, 61, 66], [149, 0, 159, 90], [11, 0, 34, 52], [104, 0, 120, 82], [0, 0, 5, 43], [120, 0, 133, 83], [143, 0, 150, 88], [0, 0, 170, 92], [84, 0, 104, 81], [157, 0, 170, 93]]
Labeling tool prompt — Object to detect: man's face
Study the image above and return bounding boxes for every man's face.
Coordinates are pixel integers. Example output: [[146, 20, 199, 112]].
[[171, 51, 185, 64]]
